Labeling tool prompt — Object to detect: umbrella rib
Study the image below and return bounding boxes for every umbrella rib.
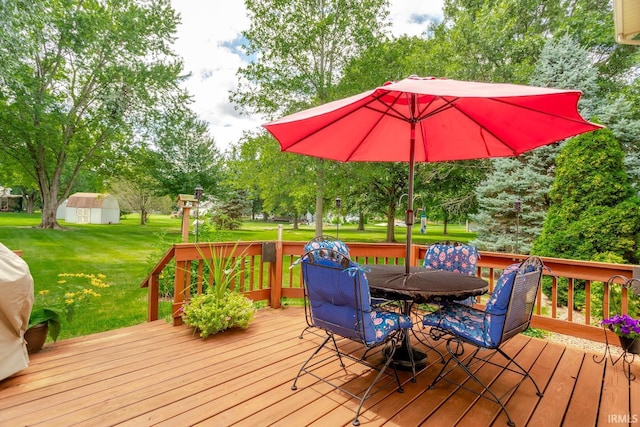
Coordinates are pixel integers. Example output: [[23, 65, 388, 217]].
[[344, 92, 411, 160], [366, 92, 412, 122]]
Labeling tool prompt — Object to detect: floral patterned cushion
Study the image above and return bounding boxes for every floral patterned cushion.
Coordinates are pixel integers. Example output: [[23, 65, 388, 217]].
[[423, 243, 479, 276], [422, 304, 500, 347], [304, 238, 350, 268], [423, 243, 480, 306], [370, 310, 413, 344], [422, 263, 522, 347], [485, 263, 520, 315]]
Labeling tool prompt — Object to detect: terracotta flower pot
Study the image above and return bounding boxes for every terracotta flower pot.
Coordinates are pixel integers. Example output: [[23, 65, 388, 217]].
[[25, 322, 49, 354], [618, 336, 640, 355]]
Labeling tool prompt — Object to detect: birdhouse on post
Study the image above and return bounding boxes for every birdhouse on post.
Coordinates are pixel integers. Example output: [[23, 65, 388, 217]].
[[177, 194, 198, 242]]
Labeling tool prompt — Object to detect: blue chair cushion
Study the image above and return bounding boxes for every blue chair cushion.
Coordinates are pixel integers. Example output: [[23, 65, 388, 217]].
[[423, 263, 521, 347], [485, 263, 520, 315], [423, 243, 479, 276], [422, 304, 497, 347], [304, 239, 350, 268], [371, 311, 413, 343]]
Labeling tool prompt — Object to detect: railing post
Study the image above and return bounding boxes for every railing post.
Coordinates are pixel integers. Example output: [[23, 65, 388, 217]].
[[270, 225, 283, 308], [147, 275, 159, 321], [173, 259, 187, 326]]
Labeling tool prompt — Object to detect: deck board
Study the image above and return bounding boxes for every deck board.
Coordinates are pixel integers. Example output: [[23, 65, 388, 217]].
[[1, 307, 638, 427]]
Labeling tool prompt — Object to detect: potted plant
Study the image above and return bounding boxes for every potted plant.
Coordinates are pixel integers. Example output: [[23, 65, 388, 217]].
[[26, 273, 109, 353], [181, 243, 256, 338], [601, 313, 640, 354]]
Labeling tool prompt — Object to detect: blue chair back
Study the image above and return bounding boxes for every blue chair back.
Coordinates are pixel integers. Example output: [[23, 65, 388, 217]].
[[423, 241, 479, 276], [485, 257, 544, 344], [302, 250, 377, 344]]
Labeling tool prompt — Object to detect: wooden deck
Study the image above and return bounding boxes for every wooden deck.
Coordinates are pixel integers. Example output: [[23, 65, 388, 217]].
[[1, 307, 638, 426]]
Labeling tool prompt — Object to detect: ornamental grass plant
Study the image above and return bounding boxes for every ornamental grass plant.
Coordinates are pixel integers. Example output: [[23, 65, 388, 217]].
[[180, 242, 256, 338]]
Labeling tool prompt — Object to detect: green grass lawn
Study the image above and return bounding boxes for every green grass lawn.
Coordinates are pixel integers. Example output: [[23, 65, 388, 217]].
[[0, 212, 474, 341]]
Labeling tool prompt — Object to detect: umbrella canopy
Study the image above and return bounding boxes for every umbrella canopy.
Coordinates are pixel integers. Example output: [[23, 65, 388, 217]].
[[263, 76, 603, 274]]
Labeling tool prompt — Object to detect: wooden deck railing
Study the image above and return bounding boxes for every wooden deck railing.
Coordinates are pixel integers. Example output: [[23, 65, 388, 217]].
[[141, 240, 639, 344]]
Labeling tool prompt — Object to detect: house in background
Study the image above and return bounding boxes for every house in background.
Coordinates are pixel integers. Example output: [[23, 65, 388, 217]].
[[57, 192, 120, 224]]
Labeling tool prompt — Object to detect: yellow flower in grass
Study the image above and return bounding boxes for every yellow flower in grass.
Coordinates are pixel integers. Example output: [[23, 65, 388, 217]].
[[30, 272, 111, 342]]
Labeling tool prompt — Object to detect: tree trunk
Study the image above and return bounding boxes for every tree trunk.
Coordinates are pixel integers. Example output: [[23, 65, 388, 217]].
[[37, 182, 62, 229], [443, 211, 449, 235], [314, 161, 325, 237], [385, 205, 396, 242], [357, 211, 365, 231], [140, 209, 147, 225]]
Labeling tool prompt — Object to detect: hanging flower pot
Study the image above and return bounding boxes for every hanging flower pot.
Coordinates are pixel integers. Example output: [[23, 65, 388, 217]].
[[618, 336, 640, 355]]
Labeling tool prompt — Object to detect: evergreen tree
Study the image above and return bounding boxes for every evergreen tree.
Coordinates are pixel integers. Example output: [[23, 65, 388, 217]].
[[471, 157, 550, 253], [532, 129, 640, 307], [532, 128, 640, 262], [471, 35, 603, 253]]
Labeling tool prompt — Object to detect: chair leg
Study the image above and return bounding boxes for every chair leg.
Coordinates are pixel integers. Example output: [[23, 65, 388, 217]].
[[429, 338, 544, 427], [496, 347, 544, 397], [352, 340, 404, 426], [291, 334, 332, 390]]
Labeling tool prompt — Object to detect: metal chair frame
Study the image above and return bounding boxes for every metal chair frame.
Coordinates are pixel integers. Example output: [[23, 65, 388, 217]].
[[291, 248, 411, 426], [413, 241, 482, 362], [425, 256, 545, 427]]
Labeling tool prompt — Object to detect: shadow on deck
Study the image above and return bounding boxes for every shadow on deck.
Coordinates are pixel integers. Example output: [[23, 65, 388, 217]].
[[1, 307, 638, 426]]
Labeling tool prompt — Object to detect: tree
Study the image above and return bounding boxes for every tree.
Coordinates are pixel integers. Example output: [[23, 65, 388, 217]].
[[472, 35, 600, 253], [471, 157, 550, 253], [532, 128, 640, 264], [0, 0, 185, 228], [532, 129, 640, 308], [109, 177, 172, 225], [230, 0, 390, 237], [149, 106, 223, 199], [228, 132, 319, 229]]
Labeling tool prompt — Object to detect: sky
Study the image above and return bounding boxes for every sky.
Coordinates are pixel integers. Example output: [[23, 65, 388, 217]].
[[170, 1, 445, 152]]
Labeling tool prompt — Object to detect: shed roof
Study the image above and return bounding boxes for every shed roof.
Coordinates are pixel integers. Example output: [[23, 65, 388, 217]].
[[66, 193, 113, 208]]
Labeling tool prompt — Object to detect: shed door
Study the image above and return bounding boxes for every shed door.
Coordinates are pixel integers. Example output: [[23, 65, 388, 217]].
[[77, 208, 90, 224]]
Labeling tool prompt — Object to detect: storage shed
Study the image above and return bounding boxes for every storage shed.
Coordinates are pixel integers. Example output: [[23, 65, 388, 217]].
[[62, 192, 120, 224]]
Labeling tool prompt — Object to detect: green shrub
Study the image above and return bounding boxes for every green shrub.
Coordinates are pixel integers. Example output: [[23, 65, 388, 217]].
[[180, 242, 256, 338], [182, 291, 255, 338]]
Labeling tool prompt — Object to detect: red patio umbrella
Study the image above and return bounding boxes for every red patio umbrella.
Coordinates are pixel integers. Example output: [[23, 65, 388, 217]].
[[263, 76, 603, 274]]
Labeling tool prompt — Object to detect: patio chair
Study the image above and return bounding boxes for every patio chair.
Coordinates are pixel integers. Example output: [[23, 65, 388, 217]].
[[291, 245, 413, 426], [423, 241, 480, 305], [422, 256, 545, 427], [413, 241, 481, 361], [297, 236, 351, 339]]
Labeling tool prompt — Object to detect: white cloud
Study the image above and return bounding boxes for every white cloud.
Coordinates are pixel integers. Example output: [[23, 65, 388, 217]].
[[170, 1, 444, 152]]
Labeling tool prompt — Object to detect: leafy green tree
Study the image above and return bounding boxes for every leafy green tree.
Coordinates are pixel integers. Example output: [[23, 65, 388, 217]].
[[109, 177, 172, 225], [532, 129, 640, 307], [228, 133, 318, 229], [231, 0, 390, 237], [149, 106, 223, 198], [0, 0, 184, 228]]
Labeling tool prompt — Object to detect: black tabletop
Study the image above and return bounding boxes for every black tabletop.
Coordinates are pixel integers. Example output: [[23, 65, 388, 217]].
[[365, 264, 488, 304]]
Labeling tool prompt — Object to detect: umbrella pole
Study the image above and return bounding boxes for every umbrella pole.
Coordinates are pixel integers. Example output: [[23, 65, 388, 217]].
[[405, 122, 416, 276]]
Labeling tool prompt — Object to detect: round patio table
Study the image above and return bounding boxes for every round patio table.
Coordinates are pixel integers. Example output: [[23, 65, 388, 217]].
[[366, 264, 488, 304], [365, 264, 488, 370]]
